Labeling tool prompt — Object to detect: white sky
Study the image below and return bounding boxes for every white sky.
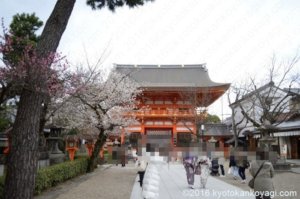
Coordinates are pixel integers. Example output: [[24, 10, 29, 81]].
[[1, 0, 300, 120]]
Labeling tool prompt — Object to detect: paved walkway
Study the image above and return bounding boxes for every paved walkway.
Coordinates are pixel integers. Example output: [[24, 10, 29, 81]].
[[286, 159, 300, 174], [34, 164, 138, 199], [286, 159, 300, 165], [34, 160, 299, 199], [131, 163, 255, 199], [213, 160, 300, 199]]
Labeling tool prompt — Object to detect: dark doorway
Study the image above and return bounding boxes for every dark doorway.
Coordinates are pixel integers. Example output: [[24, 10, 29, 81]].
[[177, 132, 192, 147], [291, 136, 300, 159], [145, 128, 172, 154], [129, 132, 141, 148]]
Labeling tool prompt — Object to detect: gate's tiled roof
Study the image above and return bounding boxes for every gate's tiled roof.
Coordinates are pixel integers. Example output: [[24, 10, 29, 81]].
[[115, 64, 230, 89]]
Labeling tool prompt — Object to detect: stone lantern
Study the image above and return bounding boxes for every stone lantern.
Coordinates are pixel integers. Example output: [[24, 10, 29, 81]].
[[46, 125, 65, 165]]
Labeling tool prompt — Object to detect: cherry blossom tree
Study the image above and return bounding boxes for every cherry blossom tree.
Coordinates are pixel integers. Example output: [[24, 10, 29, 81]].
[[52, 66, 141, 171]]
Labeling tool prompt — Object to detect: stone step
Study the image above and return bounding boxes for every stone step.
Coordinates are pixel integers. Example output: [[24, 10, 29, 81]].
[[273, 163, 291, 170]]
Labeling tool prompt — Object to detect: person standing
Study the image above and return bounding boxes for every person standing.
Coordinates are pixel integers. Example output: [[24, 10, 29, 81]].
[[249, 152, 275, 199], [120, 145, 126, 167], [198, 156, 211, 189], [112, 145, 119, 166], [238, 157, 249, 183], [218, 155, 225, 177], [183, 156, 197, 189], [229, 153, 239, 180]]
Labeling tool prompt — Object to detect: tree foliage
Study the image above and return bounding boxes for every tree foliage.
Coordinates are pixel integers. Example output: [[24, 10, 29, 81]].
[[86, 0, 153, 11], [53, 66, 141, 172], [0, 117, 10, 132], [0, 13, 43, 104], [205, 113, 221, 123], [3, 13, 43, 66]]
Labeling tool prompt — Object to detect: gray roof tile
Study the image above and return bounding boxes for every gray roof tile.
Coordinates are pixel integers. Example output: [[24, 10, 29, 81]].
[[115, 64, 230, 89]]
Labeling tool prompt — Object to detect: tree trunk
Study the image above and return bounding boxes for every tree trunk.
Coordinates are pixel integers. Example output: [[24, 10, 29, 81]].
[[38, 96, 50, 150], [234, 129, 238, 148], [4, 89, 42, 199], [87, 128, 107, 173], [4, 0, 76, 198], [36, 0, 76, 58], [231, 108, 239, 148]]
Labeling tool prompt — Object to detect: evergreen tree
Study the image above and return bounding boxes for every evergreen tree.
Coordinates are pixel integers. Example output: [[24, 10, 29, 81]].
[[3, 13, 43, 65], [0, 13, 43, 104], [205, 114, 221, 123]]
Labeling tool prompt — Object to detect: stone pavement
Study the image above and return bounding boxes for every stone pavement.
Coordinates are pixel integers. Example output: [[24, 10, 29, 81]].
[[287, 159, 300, 174], [286, 159, 300, 165], [131, 163, 255, 199], [212, 160, 300, 199], [34, 160, 299, 199], [34, 164, 138, 199]]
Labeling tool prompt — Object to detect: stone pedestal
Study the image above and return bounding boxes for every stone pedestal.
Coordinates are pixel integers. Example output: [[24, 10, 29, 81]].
[[38, 159, 50, 169], [259, 135, 290, 170], [49, 153, 65, 165], [38, 148, 50, 168], [47, 137, 65, 165]]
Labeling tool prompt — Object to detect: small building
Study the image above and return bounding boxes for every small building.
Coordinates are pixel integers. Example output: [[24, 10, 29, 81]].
[[268, 112, 300, 159], [199, 123, 232, 157]]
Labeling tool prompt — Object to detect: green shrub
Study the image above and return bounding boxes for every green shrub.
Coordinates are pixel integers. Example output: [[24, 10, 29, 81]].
[[35, 157, 88, 194], [0, 157, 88, 197], [0, 176, 4, 199]]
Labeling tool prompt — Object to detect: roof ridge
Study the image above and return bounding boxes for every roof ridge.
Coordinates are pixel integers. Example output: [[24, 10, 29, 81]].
[[114, 63, 207, 69]]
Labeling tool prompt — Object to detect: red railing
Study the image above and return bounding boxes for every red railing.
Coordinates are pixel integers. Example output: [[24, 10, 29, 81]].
[[126, 109, 197, 118]]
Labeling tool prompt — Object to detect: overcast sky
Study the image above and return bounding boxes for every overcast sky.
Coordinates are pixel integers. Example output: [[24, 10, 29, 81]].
[[1, 0, 300, 120]]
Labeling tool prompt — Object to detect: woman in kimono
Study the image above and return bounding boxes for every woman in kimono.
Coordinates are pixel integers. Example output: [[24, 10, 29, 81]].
[[183, 156, 197, 189], [198, 156, 211, 189]]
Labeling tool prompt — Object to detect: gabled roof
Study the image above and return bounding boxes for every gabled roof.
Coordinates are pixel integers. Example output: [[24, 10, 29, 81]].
[[229, 81, 300, 107], [276, 112, 300, 123], [284, 88, 300, 95], [230, 82, 275, 107], [114, 64, 230, 89]]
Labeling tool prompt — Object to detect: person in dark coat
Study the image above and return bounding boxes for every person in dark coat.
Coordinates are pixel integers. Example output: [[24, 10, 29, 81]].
[[229, 154, 236, 167], [218, 156, 225, 177], [120, 145, 126, 167], [237, 156, 249, 183]]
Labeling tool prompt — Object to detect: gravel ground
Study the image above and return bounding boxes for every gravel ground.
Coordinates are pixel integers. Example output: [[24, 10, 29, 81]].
[[34, 164, 138, 199], [213, 161, 300, 199]]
